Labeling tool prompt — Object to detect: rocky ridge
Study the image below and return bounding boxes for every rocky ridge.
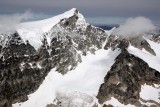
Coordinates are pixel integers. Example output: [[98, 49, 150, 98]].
[[0, 9, 107, 107], [0, 8, 159, 107], [97, 48, 160, 107]]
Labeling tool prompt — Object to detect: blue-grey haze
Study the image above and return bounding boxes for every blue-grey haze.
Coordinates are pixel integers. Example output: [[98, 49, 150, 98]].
[[0, 0, 160, 25]]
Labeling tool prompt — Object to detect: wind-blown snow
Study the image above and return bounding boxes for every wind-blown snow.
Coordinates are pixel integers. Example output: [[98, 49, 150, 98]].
[[13, 49, 120, 107], [16, 8, 86, 50], [0, 10, 33, 34]]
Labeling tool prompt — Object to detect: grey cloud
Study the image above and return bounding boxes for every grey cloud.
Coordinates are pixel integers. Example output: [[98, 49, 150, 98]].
[[1, 0, 160, 16], [0, 10, 33, 34], [112, 16, 156, 38], [0, 0, 160, 25]]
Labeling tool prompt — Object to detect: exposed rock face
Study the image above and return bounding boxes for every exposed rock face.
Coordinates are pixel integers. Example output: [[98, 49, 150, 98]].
[[148, 35, 160, 43], [0, 9, 160, 107], [104, 34, 156, 55], [97, 49, 160, 106], [0, 32, 52, 107], [44, 10, 107, 74], [0, 9, 107, 107], [103, 104, 113, 107]]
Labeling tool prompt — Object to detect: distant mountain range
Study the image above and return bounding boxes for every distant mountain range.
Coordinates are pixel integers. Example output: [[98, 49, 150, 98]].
[[96, 24, 119, 30]]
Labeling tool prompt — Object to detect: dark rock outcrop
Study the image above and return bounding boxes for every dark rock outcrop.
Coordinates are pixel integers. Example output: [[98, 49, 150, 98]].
[[104, 34, 156, 55], [149, 35, 160, 43], [0, 9, 159, 107], [103, 104, 114, 107], [0, 32, 52, 107], [97, 49, 160, 106]]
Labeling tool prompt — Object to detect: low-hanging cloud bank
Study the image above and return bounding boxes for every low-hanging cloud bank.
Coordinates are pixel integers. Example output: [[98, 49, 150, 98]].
[[0, 10, 33, 34], [112, 16, 156, 38]]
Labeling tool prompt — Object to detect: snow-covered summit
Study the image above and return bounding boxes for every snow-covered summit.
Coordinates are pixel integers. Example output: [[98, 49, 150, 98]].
[[18, 8, 85, 32], [0, 8, 160, 107], [17, 8, 87, 50]]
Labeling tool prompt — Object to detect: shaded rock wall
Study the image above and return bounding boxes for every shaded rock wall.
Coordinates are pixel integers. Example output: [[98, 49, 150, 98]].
[[0, 15, 107, 107], [97, 49, 160, 106]]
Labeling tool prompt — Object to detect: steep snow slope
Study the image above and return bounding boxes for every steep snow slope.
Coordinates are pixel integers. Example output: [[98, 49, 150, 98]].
[[146, 37, 160, 57], [13, 49, 120, 107], [16, 8, 86, 50], [128, 39, 160, 72]]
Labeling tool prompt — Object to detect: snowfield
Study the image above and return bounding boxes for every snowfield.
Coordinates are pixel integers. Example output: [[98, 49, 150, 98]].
[[140, 84, 160, 103], [104, 97, 135, 107], [16, 8, 86, 50], [10, 8, 160, 106], [13, 49, 120, 107]]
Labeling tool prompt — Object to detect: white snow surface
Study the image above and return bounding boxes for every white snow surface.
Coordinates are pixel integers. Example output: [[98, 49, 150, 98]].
[[13, 49, 120, 107], [140, 84, 160, 102], [128, 39, 160, 72], [145, 37, 160, 58], [16, 8, 86, 50], [104, 97, 135, 107]]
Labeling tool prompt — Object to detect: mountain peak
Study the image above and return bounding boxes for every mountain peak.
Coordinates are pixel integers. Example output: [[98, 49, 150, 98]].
[[17, 8, 86, 50], [61, 8, 86, 24], [65, 8, 78, 14]]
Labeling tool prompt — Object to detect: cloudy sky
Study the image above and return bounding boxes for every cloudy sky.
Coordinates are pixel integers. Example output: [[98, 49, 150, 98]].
[[0, 0, 160, 25]]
